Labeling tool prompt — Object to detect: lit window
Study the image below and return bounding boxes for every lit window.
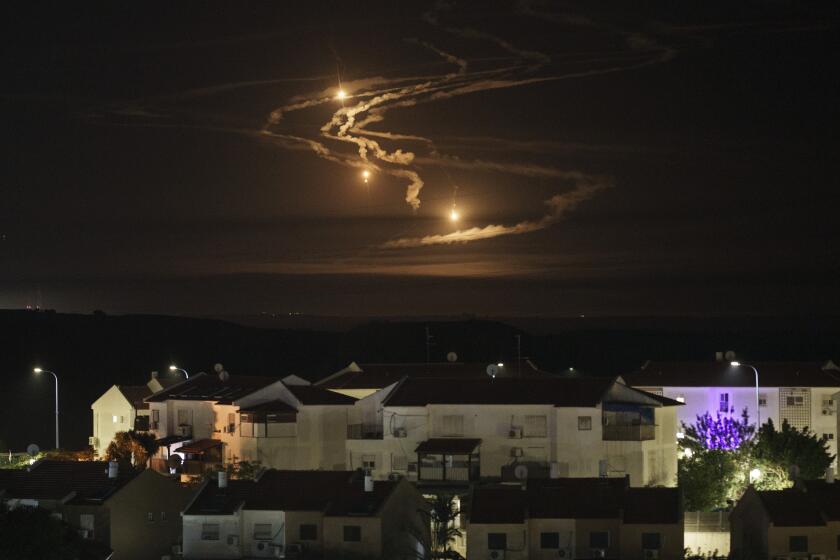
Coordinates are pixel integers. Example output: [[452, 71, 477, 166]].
[[112, 415, 120, 424], [578, 416, 592, 431], [676, 431, 685, 439], [676, 396, 685, 403]]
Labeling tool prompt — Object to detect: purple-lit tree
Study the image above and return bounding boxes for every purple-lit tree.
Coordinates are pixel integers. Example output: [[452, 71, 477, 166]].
[[685, 407, 755, 451]]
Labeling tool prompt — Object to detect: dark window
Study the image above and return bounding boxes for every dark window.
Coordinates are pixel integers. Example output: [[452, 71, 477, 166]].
[[578, 416, 592, 430], [343, 525, 361, 542], [540, 532, 560, 549], [790, 536, 808, 552], [642, 533, 661, 550], [300, 524, 317, 541], [589, 531, 609, 549], [488, 533, 507, 550]]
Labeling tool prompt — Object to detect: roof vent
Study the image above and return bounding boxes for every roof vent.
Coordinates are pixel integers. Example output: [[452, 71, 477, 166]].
[[150, 370, 159, 379], [364, 472, 374, 493]]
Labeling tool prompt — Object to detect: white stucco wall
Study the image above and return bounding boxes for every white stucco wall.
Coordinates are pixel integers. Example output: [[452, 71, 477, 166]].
[[91, 386, 135, 456]]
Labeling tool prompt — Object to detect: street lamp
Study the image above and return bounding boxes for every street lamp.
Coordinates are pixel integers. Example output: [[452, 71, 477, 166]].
[[169, 365, 189, 379], [33, 368, 59, 450], [731, 361, 760, 428]]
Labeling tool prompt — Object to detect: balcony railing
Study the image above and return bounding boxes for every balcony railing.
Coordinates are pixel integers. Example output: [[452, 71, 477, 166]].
[[347, 423, 384, 440], [602, 423, 655, 441]]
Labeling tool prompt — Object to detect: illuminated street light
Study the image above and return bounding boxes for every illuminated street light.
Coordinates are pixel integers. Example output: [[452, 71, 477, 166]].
[[169, 365, 189, 379], [731, 361, 760, 428], [750, 467, 762, 483], [33, 367, 59, 449]]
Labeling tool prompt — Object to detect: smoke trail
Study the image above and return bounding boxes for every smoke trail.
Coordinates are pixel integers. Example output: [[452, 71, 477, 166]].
[[381, 179, 609, 248]]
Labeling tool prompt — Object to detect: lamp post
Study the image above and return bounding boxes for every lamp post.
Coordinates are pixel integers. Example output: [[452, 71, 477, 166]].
[[169, 365, 189, 379], [731, 361, 760, 429], [33, 368, 59, 450]]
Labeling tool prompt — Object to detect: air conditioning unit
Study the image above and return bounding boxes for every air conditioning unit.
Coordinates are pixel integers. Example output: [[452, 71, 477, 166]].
[[394, 427, 407, 438], [88, 436, 98, 447], [252, 541, 273, 557], [644, 549, 660, 559], [77, 529, 92, 539], [591, 549, 606, 559], [511, 447, 523, 458], [177, 424, 192, 437], [488, 549, 505, 560], [509, 427, 522, 438], [227, 534, 239, 546], [171, 544, 182, 555]]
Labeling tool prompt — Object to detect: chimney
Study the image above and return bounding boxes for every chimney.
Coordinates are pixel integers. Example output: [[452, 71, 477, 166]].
[[150, 370, 159, 380], [108, 461, 119, 479], [218, 470, 228, 489], [827, 467, 835, 484], [364, 471, 374, 493]]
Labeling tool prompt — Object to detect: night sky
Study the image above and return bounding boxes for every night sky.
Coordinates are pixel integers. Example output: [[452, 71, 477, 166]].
[[2, 1, 838, 317]]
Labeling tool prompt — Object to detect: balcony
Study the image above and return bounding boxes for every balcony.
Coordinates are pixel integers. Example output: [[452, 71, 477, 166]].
[[602, 423, 655, 441], [347, 423, 383, 440]]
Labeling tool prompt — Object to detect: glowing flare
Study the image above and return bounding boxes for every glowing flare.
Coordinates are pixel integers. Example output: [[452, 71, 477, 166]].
[[362, 170, 370, 183], [449, 207, 460, 222], [336, 89, 347, 100]]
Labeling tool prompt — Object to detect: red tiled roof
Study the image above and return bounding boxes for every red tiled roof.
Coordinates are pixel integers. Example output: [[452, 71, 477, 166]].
[[625, 361, 840, 389], [145, 372, 280, 403], [285, 385, 357, 405], [385, 376, 616, 407]]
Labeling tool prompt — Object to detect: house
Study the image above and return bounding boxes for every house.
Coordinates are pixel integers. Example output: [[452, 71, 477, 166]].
[[468, 477, 683, 560], [730, 479, 840, 559], [182, 469, 430, 559], [624, 359, 840, 459], [90, 371, 181, 457], [346, 375, 681, 487], [145, 371, 356, 475], [317, 361, 546, 399], [0, 460, 137, 550]]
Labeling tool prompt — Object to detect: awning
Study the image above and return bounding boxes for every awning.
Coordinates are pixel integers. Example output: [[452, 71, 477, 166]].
[[415, 438, 481, 454], [179, 438, 223, 454], [156, 435, 191, 446]]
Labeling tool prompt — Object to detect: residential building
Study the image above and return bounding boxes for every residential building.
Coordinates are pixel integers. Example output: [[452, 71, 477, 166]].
[[90, 371, 180, 457], [624, 359, 840, 459], [730, 479, 840, 559], [346, 376, 681, 488], [182, 469, 429, 559], [468, 477, 683, 559], [145, 371, 355, 475]]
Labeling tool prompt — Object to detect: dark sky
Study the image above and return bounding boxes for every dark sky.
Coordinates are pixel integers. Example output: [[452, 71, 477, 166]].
[[2, 0, 838, 317]]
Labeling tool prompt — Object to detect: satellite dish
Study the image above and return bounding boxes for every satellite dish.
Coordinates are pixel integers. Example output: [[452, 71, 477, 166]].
[[167, 455, 182, 469], [214, 363, 224, 373], [218, 370, 230, 381], [513, 464, 529, 480], [446, 352, 458, 363], [26, 444, 40, 457], [724, 350, 736, 361], [486, 364, 499, 378]]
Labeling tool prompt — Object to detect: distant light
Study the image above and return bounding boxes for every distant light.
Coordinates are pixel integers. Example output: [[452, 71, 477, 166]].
[[497, 363, 504, 367], [33, 368, 42, 374], [676, 431, 685, 439], [362, 170, 370, 184], [169, 365, 177, 371], [336, 89, 347, 100], [449, 208, 460, 222], [730, 361, 741, 367], [750, 468, 762, 482], [683, 448, 693, 458], [676, 396, 685, 403]]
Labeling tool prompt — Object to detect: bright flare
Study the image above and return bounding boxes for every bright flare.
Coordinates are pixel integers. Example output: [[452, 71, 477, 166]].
[[449, 207, 460, 222], [336, 89, 347, 100], [362, 170, 370, 183]]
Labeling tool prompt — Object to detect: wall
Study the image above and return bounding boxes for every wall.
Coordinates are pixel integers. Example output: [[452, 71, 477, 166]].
[[766, 522, 840, 558], [729, 488, 770, 559], [378, 479, 430, 560], [322, 515, 382, 558], [240, 509, 286, 558], [106, 469, 196, 560], [620, 522, 684, 559], [467, 522, 528, 560], [684, 511, 730, 557], [284, 510, 326, 555], [574, 518, 621, 559], [91, 386, 134, 457], [527, 518, 576, 559], [183, 511, 242, 559]]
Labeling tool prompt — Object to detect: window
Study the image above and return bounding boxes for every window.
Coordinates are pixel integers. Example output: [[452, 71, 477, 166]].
[[201, 523, 220, 541], [540, 532, 560, 549], [442, 415, 464, 436], [578, 416, 592, 430], [642, 533, 661, 550], [824, 397, 835, 407], [160, 511, 167, 522], [789, 535, 808, 552], [824, 433, 835, 441], [177, 409, 192, 426], [112, 415, 122, 424], [525, 415, 547, 437], [589, 531, 609, 549], [146, 512, 154, 523], [362, 454, 376, 471], [151, 409, 160, 428], [759, 394, 768, 407], [228, 412, 236, 433], [343, 525, 361, 542], [719, 393, 730, 413], [787, 396, 805, 406], [253, 523, 272, 540], [300, 524, 317, 541], [79, 514, 95, 539], [392, 454, 408, 471], [487, 533, 507, 550]]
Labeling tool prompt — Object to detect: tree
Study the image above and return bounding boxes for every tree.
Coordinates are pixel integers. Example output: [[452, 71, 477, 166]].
[[683, 408, 755, 451], [679, 449, 743, 511], [104, 430, 158, 469], [427, 494, 463, 558], [752, 419, 834, 480]]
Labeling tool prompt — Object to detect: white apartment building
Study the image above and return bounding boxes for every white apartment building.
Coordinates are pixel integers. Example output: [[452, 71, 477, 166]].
[[182, 470, 429, 560], [143, 372, 355, 475], [624, 360, 840, 458], [345, 376, 681, 488], [90, 371, 178, 456]]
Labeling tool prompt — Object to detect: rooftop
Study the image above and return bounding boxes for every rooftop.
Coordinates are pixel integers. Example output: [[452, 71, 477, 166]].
[[117, 384, 153, 410], [0, 460, 137, 504], [185, 470, 399, 517], [285, 385, 357, 405], [145, 372, 280, 403], [749, 481, 840, 527], [625, 361, 840, 388]]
